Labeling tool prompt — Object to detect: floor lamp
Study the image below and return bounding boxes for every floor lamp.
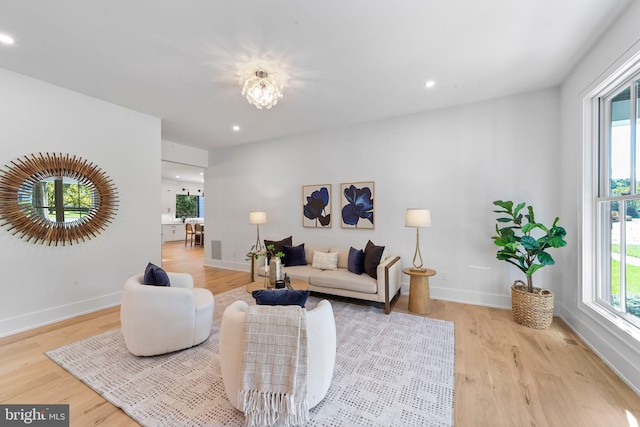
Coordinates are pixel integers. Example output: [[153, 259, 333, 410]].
[[249, 211, 267, 252], [405, 209, 431, 272]]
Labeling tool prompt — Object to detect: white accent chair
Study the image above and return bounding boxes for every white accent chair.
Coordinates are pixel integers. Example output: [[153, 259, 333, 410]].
[[219, 300, 336, 410], [120, 273, 214, 356]]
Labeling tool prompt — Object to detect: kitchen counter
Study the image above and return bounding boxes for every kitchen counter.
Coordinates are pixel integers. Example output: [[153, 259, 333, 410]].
[[161, 220, 204, 243]]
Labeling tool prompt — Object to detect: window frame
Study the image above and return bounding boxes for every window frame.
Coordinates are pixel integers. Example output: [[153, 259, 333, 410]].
[[583, 50, 640, 341]]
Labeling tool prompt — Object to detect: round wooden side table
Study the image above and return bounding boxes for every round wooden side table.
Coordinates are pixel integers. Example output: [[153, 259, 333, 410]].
[[402, 268, 437, 314]]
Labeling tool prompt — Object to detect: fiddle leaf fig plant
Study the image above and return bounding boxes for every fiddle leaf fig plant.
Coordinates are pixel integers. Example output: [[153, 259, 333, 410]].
[[492, 200, 567, 293]]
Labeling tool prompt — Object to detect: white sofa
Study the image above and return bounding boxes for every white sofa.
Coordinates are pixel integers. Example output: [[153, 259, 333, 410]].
[[219, 299, 336, 410], [252, 245, 401, 314], [120, 273, 214, 356]]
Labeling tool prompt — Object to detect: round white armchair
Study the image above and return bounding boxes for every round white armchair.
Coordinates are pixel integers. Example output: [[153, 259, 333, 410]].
[[120, 273, 214, 356], [219, 299, 337, 410]]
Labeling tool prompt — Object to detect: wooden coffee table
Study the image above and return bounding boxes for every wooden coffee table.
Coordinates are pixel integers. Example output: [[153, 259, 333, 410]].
[[246, 278, 310, 293]]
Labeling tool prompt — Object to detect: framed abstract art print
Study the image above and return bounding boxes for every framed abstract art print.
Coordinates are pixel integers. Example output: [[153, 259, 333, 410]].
[[340, 181, 374, 229], [302, 184, 331, 228]]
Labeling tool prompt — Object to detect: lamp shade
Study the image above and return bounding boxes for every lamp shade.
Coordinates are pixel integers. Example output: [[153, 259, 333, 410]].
[[249, 211, 267, 225], [405, 209, 431, 228]]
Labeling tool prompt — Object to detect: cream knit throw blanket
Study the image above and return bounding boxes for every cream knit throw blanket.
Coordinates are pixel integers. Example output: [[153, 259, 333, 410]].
[[240, 305, 308, 427]]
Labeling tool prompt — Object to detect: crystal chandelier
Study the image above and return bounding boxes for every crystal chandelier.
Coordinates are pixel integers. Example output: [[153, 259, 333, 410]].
[[241, 69, 283, 109]]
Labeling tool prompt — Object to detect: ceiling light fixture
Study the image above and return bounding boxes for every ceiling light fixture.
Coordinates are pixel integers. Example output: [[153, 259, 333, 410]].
[[241, 69, 283, 109], [0, 34, 14, 45], [425, 80, 436, 89], [232, 125, 240, 131]]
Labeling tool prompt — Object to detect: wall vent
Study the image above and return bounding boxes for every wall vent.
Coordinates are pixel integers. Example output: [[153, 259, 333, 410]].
[[211, 240, 222, 260]]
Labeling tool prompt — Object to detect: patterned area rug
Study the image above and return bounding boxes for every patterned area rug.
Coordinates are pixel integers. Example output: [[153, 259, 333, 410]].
[[46, 287, 454, 426]]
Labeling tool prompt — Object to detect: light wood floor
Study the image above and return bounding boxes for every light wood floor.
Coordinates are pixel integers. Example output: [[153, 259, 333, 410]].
[[1, 241, 639, 426]]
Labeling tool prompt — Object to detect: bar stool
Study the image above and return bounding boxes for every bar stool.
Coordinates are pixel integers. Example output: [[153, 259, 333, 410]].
[[194, 223, 204, 247], [185, 223, 194, 246]]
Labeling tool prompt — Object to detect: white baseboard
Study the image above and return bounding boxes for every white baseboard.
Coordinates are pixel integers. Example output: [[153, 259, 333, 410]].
[[0, 292, 122, 338], [400, 281, 511, 309], [556, 301, 640, 396], [204, 258, 250, 272]]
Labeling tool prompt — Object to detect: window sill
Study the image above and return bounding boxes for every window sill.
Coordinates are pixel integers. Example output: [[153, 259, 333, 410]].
[[583, 300, 640, 345]]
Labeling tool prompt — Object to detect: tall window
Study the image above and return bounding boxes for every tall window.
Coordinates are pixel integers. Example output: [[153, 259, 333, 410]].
[[597, 74, 640, 326]]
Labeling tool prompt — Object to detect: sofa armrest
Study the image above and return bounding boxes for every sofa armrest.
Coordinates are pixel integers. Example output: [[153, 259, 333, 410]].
[[120, 278, 196, 356], [376, 255, 401, 314], [167, 272, 194, 289], [219, 300, 249, 409]]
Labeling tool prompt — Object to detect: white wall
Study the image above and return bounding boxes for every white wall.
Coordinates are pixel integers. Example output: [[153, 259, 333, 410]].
[[0, 68, 161, 337], [559, 1, 640, 394], [205, 88, 561, 308], [162, 140, 209, 168]]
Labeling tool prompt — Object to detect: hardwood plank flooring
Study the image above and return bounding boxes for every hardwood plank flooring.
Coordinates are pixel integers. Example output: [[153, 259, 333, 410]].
[[1, 240, 639, 426]]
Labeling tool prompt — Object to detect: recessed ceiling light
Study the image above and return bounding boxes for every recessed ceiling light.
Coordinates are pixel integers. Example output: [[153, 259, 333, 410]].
[[424, 80, 435, 89], [232, 125, 240, 132], [176, 175, 180, 178], [0, 34, 15, 45]]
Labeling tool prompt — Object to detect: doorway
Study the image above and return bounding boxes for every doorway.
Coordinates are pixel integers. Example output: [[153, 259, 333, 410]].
[[161, 161, 205, 262]]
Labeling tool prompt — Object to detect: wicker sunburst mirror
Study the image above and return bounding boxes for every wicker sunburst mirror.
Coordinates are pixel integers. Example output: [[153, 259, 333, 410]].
[[0, 153, 118, 246]]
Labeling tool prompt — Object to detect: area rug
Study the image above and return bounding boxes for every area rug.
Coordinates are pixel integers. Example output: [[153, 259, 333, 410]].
[[46, 287, 455, 427]]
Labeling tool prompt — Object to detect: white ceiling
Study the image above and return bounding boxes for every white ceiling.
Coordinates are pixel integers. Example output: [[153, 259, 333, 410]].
[[0, 1, 631, 150]]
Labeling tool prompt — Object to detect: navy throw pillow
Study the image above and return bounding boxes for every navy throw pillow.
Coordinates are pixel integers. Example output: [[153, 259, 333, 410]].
[[283, 243, 307, 266], [363, 240, 385, 279], [348, 247, 365, 275], [143, 262, 171, 286], [252, 289, 310, 308]]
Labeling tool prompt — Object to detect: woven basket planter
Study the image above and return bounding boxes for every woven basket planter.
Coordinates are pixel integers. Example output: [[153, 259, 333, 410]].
[[511, 280, 554, 329]]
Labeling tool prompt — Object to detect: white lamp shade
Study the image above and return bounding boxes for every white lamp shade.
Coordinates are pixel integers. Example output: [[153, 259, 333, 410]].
[[249, 211, 267, 225], [405, 209, 431, 228]]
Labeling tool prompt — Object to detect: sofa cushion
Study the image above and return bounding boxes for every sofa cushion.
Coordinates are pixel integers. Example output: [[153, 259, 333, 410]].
[[312, 251, 339, 270], [309, 269, 377, 294], [252, 289, 310, 308], [280, 265, 316, 282], [348, 247, 365, 275], [283, 243, 307, 266], [330, 248, 349, 269], [143, 262, 171, 286], [304, 246, 330, 265], [363, 240, 385, 279], [264, 236, 292, 261]]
